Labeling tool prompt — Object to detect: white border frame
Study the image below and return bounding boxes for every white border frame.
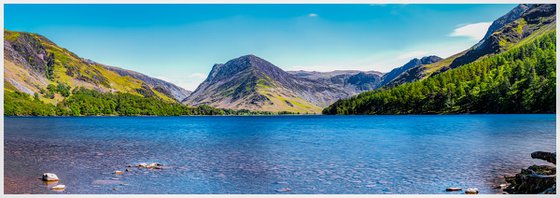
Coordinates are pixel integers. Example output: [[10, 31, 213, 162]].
[[1, 1, 558, 197]]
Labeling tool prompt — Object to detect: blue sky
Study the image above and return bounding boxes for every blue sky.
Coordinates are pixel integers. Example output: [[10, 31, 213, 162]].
[[5, 4, 516, 90]]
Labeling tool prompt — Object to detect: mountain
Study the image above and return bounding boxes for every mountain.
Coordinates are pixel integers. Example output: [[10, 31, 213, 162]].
[[378, 55, 442, 87], [323, 4, 556, 115], [102, 65, 191, 101], [449, 4, 556, 68], [183, 55, 377, 113], [288, 70, 384, 94], [4, 30, 191, 103], [482, 4, 532, 40], [386, 4, 555, 88]]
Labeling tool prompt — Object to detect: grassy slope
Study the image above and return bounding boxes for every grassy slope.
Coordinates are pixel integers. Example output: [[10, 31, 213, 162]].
[[4, 30, 176, 103], [418, 15, 555, 82]]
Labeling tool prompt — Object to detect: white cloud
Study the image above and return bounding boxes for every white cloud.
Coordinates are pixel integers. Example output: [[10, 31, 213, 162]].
[[308, 13, 318, 17], [449, 22, 492, 41]]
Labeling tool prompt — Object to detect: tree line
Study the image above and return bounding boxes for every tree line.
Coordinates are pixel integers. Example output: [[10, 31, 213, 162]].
[[5, 87, 297, 116]]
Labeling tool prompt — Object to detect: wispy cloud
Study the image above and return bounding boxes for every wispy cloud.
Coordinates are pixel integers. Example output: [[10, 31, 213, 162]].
[[308, 13, 318, 17], [449, 22, 492, 41]]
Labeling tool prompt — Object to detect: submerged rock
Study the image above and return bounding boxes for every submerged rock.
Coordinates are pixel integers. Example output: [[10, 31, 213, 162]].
[[114, 171, 124, 175], [275, 187, 292, 192], [464, 188, 479, 194], [42, 173, 59, 181], [92, 180, 123, 185]]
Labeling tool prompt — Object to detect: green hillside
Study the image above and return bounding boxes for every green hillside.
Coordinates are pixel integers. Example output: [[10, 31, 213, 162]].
[[323, 30, 556, 115]]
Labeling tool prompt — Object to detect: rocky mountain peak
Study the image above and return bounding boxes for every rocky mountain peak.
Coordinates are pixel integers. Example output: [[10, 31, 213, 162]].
[[420, 55, 443, 64], [482, 4, 533, 40]]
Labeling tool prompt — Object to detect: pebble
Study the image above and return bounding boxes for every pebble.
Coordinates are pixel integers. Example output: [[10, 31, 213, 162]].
[[446, 187, 462, 191], [465, 188, 479, 194], [51, 184, 66, 191], [114, 171, 124, 175]]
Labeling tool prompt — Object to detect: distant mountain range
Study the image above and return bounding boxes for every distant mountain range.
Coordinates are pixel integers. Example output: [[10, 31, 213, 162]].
[[4, 4, 555, 115], [183, 55, 359, 113], [181, 54, 447, 113], [375, 4, 556, 89]]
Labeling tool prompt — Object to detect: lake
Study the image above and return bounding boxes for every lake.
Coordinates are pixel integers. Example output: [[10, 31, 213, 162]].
[[3, 115, 556, 194]]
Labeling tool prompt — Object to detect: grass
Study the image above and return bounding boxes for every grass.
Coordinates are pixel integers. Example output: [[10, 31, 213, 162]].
[[258, 87, 322, 114], [422, 50, 467, 78], [4, 30, 20, 42]]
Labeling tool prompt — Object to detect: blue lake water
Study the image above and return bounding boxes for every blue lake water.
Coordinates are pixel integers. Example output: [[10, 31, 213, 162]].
[[3, 115, 556, 194]]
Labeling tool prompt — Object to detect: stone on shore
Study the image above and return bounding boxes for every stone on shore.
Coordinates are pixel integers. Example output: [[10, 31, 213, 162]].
[[445, 187, 462, 191], [541, 184, 556, 194], [464, 188, 479, 194], [51, 184, 66, 191], [136, 162, 163, 169], [531, 151, 556, 165], [505, 151, 557, 194], [42, 173, 59, 181]]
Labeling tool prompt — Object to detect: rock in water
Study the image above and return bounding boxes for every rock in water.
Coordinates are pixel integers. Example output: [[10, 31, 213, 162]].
[[505, 151, 557, 194], [446, 187, 462, 191], [114, 170, 124, 175], [464, 188, 479, 194], [51, 184, 65, 191], [505, 165, 556, 194], [42, 173, 59, 181], [531, 151, 556, 164]]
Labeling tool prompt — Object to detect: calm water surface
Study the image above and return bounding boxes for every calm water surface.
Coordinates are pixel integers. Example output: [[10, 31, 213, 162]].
[[4, 115, 556, 194]]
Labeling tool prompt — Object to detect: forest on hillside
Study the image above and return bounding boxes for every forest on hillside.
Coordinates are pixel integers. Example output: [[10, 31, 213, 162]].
[[323, 31, 556, 115]]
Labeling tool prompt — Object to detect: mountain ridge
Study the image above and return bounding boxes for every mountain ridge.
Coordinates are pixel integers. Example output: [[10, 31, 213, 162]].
[[323, 3, 556, 115], [4, 30, 192, 103], [183, 54, 352, 113]]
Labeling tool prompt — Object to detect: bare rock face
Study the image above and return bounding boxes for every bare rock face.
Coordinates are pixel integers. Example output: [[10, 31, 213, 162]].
[[4, 33, 55, 79], [449, 4, 556, 69], [505, 151, 556, 194]]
